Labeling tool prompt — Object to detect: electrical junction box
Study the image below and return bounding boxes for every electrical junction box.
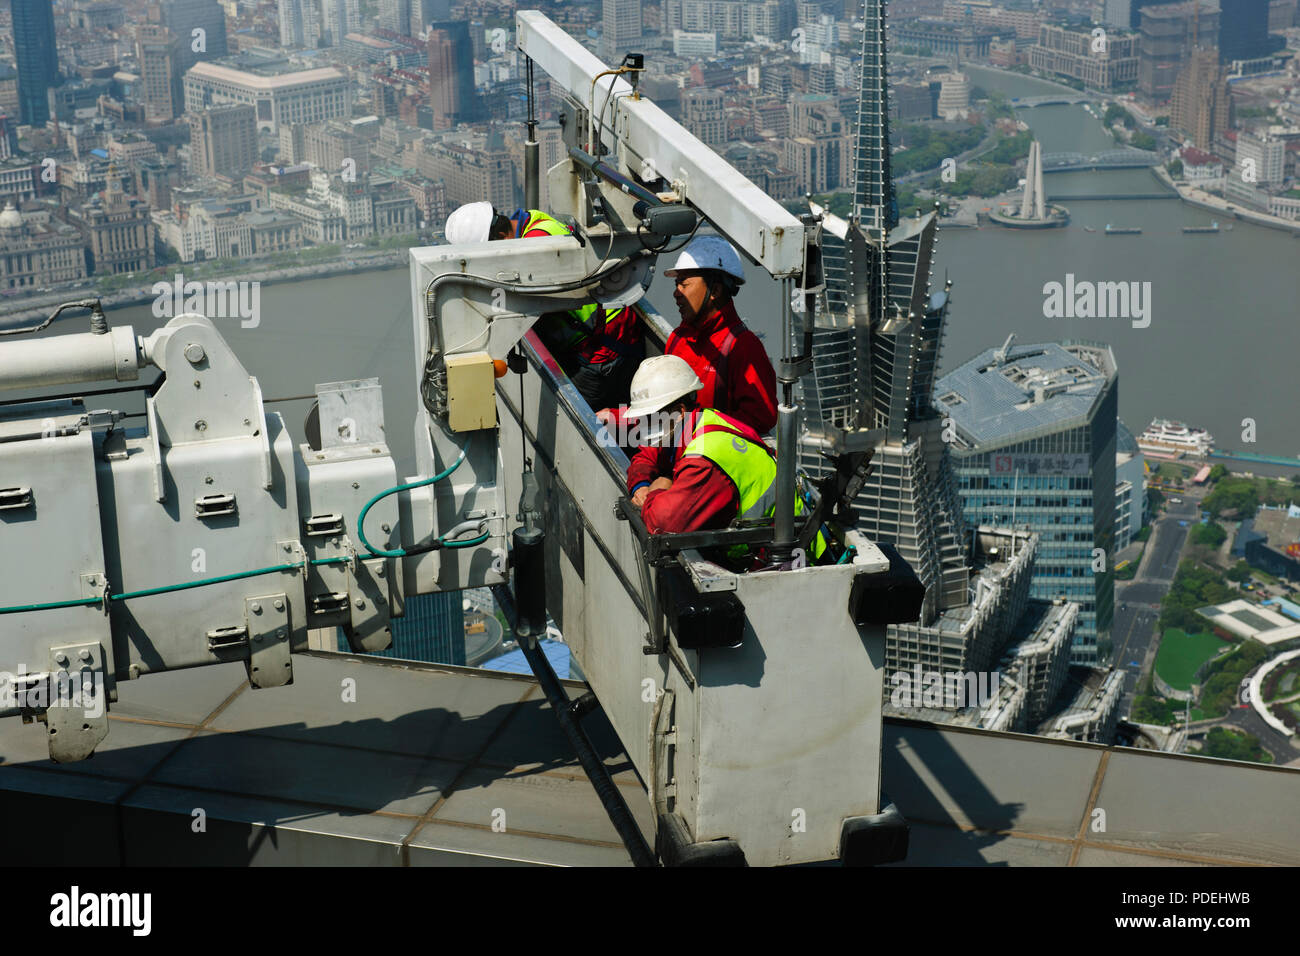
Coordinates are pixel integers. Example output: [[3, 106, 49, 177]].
[[445, 351, 497, 432]]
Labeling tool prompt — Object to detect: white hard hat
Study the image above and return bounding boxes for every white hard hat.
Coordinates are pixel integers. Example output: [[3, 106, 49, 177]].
[[624, 354, 703, 420], [444, 201, 495, 244], [662, 235, 745, 284]]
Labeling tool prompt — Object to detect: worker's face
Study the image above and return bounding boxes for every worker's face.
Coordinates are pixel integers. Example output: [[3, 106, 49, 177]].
[[639, 404, 686, 447], [672, 272, 715, 323]]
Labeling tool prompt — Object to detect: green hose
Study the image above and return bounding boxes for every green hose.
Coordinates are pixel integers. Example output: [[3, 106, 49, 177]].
[[356, 440, 470, 557], [1, 442, 485, 616], [0, 555, 352, 616]]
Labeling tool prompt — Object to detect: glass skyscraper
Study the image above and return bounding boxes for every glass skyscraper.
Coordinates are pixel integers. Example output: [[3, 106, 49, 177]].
[[935, 340, 1118, 664], [11, 0, 59, 127]]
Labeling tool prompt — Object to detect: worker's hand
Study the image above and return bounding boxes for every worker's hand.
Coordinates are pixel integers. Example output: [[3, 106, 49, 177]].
[[649, 477, 673, 493], [631, 487, 650, 508], [595, 408, 616, 427]]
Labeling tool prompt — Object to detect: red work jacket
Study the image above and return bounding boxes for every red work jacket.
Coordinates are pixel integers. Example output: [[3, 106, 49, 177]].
[[627, 409, 769, 534], [664, 299, 776, 435]]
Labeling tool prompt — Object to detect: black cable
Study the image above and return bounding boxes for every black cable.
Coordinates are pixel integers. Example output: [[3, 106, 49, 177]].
[[654, 215, 703, 256], [636, 221, 671, 254]]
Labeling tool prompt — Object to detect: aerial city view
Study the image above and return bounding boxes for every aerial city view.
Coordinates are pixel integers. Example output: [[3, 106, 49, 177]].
[[0, 0, 1297, 891]]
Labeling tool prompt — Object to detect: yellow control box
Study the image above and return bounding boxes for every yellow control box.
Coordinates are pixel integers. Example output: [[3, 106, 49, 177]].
[[445, 351, 498, 432]]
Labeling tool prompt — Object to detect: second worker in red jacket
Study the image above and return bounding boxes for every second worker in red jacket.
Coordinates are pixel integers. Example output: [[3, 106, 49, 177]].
[[625, 354, 775, 535], [661, 235, 777, 436]]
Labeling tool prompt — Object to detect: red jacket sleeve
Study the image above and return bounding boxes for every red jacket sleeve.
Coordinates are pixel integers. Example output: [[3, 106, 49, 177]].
[[627, 443, 669, 493], [641, 457, 739, 534], [726, 331, 777, 435]]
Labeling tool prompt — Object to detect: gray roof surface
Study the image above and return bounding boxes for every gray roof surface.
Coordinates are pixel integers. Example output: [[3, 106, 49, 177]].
[[935, 341, 1116, 450], [2, 653, 1297, 866]]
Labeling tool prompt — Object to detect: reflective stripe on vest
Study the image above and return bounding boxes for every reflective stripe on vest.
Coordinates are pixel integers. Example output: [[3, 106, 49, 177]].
[[681, 410, 777, 520], [683, 411, 831, 561]]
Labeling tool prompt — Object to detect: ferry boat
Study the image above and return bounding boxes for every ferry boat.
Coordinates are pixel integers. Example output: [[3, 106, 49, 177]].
[[1138, 419, 1215, 458], [1105, 223, 1142, 235], [1182, 221, 1220, 233]]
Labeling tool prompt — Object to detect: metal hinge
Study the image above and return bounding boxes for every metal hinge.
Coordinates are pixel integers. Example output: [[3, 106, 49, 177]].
[[195, 493, 237, 518], [206, 624, 249, 651]]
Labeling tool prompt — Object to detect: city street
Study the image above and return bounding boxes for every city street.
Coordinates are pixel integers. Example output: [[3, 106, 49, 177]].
[[1113, 493, 1200, 717]]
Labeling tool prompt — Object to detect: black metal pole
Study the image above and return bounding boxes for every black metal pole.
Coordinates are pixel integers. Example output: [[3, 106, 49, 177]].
[[490, 584, 657, 867]]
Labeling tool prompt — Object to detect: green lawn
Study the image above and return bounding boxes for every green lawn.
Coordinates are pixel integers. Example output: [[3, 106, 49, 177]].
[[1155, 629, 1230, 691]]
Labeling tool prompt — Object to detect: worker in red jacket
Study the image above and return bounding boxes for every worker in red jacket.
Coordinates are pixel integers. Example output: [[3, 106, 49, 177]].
[[661, 235, 777, 436], [444, 202, 643, 413], [625, 355, 777, 535]]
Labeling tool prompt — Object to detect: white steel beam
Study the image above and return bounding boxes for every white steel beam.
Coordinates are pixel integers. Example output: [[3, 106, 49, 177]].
[[517, 10, 806, 278]]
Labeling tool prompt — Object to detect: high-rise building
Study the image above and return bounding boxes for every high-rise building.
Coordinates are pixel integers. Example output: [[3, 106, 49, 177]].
[[934, 339, 1119, 662], [190, 104, 259, 178], [0, 64, 20, 120], [664, 0, 794, 41], [335, 592, 468, 665], [411, 0, 452, 34], [161, 0, 230, 70], [796, 0, 1099, 682], [682, 88, 726, 146], [603, 0, 644, 61], [1218, 0, 1272, 62], [426, 21, 476, 129], [379, 0, 413, 35], [1114, 421, 1146, 551], [422, 131, 516, 212], [278, 0, 322, 49], [1138, 1, 1218, 102], [1170, 46, 1230, 149], [1236, 129, 1285, 184], [12, 0, 60, 127], [322, 0, 364, 45], [321, 0, 362, 46], [137, 22, 184, 121], [784, 93, 849, 193]]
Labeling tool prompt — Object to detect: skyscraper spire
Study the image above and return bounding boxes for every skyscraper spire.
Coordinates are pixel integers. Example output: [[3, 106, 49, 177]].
[[851, 0, 897, 230]]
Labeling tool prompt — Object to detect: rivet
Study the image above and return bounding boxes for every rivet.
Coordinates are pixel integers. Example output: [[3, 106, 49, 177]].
[[381, 523, 391, 533], [55, 653, 68, 666], [352, 481, 360, 489], [354, 598, 366, 609], [78, 649, 91, 662], [195, 419, 207, 431], [251, 602, 262, 613], [274, 599, 284, 610]]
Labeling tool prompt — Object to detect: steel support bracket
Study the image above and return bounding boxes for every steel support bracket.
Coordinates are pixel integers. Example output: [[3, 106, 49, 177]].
[[45, 641, 108, 764], [245, 593, 292, 689]]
